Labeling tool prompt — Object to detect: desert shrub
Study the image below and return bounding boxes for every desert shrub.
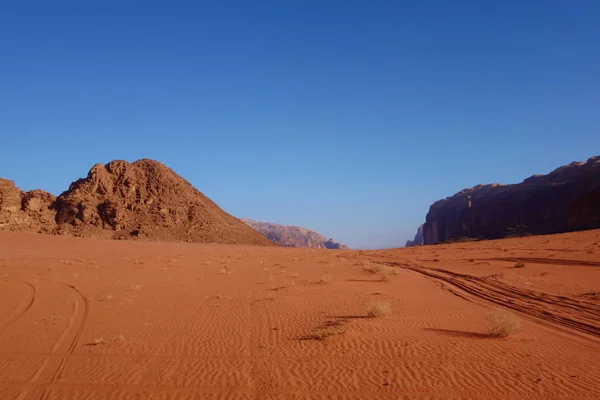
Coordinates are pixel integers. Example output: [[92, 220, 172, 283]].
[[486, 308, 521, 338], [363, 264, 397, 275], [366, 301, 391, 318], [300, 319, 347, 340]]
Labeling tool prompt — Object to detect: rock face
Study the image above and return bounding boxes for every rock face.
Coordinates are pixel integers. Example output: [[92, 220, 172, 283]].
[[0, 179, 57, 233], [241, 218, 348, 249], [423, 156, 600, 245], [1, 160, 274, 245], [405, 224, 424, 247]]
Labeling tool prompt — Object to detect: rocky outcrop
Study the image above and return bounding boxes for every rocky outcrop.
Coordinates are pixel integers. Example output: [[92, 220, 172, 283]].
[[323, 238, 348, 250], [241, 218, 348, 249], [1, 160, 274, 245], [405, 224, 424, 247], [0, 179, 56, 233], [52, 159, 274, 245], [423, 156, 600, 244]]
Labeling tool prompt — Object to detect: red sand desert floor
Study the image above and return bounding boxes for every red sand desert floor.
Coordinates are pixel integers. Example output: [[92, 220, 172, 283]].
[[1, 230, 599, 399]]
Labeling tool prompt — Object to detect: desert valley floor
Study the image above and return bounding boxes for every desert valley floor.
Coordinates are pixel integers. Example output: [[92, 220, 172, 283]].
[[1, 230, 599, 399]]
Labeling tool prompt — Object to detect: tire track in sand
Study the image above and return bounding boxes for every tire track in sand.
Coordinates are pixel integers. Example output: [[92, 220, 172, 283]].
[[484, 256, 600, 268], [0, 280, 35, 334], [379, 261, 600, 338], [17, 282, 89, 400]]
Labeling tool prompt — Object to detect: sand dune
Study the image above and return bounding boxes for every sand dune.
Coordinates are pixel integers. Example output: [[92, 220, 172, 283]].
[[1, 230, 599, 399]]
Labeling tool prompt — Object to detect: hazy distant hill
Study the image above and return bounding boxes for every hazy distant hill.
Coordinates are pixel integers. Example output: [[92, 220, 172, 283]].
[[241, 218, 348, 249]]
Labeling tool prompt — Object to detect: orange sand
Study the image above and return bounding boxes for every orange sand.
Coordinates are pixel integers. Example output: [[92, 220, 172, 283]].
[[1, 230, 599, 399]]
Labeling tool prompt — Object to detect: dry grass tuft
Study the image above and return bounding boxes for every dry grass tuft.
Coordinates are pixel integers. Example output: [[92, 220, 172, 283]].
[[127, 284, 143, 292], [486, 308, 521, 338], [88, 337, 105, 346], [220, 265, 233, 274], [111, 334, 125, 342], [513, 262, 526, 268], [88, 334, 125, 346], [363, 264, 398, 283], [300, 319, 347, 341], [366, 301, 391, 318], [379, 265, 398, 275]]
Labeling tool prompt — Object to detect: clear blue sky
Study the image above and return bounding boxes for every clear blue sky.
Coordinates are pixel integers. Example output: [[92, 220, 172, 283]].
[[1, 1, 598, 249]]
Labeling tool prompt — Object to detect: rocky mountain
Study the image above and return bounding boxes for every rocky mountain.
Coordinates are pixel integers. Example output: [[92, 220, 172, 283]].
[[1, 159, 274, 246], [0, 179, 57, 233], [405, 224, 424, 247], [241, 218, 348, 249], [423, 156, 600, 245]]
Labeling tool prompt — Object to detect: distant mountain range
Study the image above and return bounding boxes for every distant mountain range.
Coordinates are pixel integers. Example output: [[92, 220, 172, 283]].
[[241, 218, 348, 249]]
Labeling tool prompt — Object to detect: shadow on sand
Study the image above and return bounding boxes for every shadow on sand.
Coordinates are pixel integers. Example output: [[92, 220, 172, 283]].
[[424, 328, 491, 339], [326, 315, 370, 319]]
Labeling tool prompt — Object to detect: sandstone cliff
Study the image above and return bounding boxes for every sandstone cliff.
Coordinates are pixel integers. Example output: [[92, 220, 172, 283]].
[[423, 156, 600, 244], [241, 218, 348, 249]]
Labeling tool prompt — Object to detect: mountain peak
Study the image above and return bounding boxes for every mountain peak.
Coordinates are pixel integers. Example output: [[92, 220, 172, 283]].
[[2, 159, 274, 245]]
